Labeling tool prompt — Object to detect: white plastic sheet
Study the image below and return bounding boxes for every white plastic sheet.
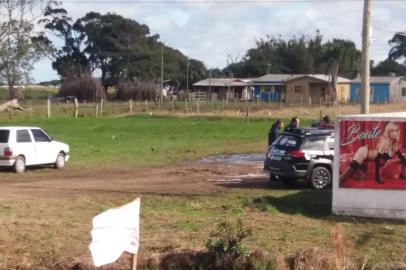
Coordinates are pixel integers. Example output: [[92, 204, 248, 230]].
[[89, 198, 140, 267]]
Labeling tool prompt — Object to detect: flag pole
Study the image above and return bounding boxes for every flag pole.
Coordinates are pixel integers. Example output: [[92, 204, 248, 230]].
[[131, 253, 137, 270]]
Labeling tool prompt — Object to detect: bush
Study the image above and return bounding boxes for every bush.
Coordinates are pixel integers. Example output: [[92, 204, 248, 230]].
[[59, 73, 106, 102], [205, 219, 252, 256], [116, 80, 159, 101]]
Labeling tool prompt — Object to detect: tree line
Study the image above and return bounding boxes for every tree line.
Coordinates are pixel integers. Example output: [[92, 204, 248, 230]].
[[0, 0, 405, 100]]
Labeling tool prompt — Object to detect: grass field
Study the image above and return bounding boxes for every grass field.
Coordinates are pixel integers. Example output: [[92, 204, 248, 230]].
[[0, 115, 314, 167], [1, 189, 405, 269], [0, 113, 405, 269]]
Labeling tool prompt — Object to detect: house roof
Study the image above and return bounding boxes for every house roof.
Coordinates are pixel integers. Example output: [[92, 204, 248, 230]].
[[253, 74, 301, 82], [350, 76, 402, 84], [193, 78, 252, 87], [285, 74, 350, 84]]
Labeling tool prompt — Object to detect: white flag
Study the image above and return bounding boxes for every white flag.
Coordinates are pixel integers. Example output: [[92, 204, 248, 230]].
[[89, 198, 140, 267]]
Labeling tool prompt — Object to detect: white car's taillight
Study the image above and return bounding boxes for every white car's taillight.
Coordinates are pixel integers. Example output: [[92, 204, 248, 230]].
[[4, 147, 13, 157]]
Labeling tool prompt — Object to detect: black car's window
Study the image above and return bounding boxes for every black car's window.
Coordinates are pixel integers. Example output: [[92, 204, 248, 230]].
[[16, 130, 32, 143], [0, 130, 9, 143], [31, 129, 50, 142], [275, 135, 300, 149], [301, 136, 326, 151]]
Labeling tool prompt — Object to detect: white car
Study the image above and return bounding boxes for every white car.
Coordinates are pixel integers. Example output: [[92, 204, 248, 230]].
[[0, 127, 70, 173]]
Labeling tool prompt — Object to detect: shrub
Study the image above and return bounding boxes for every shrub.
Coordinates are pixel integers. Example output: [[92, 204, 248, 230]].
[[116, 80, 159, 101], [59, 73, 106, 102], [205, 219, 252, 256]]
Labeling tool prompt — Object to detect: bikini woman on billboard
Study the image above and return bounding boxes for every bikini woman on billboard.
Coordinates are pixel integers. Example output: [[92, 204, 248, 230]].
[[340, 121, 406, 184]]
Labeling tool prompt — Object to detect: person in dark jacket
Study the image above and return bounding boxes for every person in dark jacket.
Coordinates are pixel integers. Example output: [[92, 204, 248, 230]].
[[268, 119, 282, 146], [284, 117, 300, 132]]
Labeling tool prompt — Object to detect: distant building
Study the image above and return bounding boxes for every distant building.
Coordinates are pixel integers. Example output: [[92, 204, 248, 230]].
[[251, 74, 300, 102], [193, 78, 252, 100], [350, 76, 406, 103], [285, 74, 350, 105]]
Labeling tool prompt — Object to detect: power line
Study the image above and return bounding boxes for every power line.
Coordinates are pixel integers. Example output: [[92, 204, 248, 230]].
[[61, 0, 406, 4]]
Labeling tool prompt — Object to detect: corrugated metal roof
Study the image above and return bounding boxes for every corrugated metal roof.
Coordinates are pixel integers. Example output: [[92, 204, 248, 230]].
[[350, 76, 401, 84], [193, 78, 252, 87], [253, 74, 301, 82], [285, 74, 350, 83]]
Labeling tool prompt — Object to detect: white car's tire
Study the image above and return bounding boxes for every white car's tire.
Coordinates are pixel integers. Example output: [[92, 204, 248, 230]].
[[14, 156, 26, 173], [55, 152, 65, 169]]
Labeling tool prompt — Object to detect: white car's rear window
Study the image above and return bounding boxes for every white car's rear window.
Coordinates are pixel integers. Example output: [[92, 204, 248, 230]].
[[0, 130, 10, 143]]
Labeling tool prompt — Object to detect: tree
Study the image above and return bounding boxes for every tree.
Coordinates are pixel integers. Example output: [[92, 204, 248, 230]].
[[40, 6, 90, 79], [75, 12, 158, 89], [321, 39, 360, 102], [0, 0, 51, 99], [43, 8, 207, 93], [389, 33, 406, 61], [224, 32, 325, 77], [372, 58, 406, 76]]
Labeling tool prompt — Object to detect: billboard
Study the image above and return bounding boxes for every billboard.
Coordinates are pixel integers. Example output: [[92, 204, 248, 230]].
[[339, 120, 406, 189]]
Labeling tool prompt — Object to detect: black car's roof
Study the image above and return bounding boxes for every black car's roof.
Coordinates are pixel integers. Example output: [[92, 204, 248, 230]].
[[283, 128, 334, 137]]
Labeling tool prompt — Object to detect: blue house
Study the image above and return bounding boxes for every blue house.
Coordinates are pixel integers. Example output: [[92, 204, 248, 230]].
[[251, 74, 300, 102], [350, 76, 406, 104]]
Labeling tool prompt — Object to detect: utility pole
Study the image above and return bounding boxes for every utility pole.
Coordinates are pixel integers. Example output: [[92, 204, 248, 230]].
[[209, 69, 212, 101], [360, 0, 371, 114], [161, 44, 164, 92], [186, 58, 189, 92]]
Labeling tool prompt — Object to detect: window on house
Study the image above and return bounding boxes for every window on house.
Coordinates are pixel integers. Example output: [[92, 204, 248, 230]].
[[294, 85, 302, 93], [402, 88, 406, 96]]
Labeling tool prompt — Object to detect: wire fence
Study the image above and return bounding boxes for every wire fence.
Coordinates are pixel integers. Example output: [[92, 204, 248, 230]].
[[0, 97, 346, 120]]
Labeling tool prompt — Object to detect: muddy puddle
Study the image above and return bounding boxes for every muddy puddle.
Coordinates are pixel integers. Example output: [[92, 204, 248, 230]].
[[196, 153, 265, 165], [192, 153, 267, 183]]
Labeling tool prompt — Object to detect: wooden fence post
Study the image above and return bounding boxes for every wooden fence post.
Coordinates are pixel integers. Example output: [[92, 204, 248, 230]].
[[47, 98, 51, 118], [100, 99, 104, 116], [185, 99, 188, 113], [172, 99, 175, 113], [74, 98, 78, 118], [95, 104, 99, 117], [245, 104, 250, 123], [29, 100, 32, 118]]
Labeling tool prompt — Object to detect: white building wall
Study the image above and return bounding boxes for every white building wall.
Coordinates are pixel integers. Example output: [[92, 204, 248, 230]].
[[332, 113, 406, 220]]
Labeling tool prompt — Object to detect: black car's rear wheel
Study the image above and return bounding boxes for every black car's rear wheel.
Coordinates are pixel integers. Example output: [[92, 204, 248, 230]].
[[310, 166, 331, 189]]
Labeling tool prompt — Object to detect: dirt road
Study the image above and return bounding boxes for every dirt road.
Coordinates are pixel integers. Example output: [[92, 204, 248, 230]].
[[0, 155, 269, 198]]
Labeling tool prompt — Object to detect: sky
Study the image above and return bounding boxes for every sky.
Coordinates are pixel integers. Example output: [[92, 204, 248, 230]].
[[31, 0, 406, 83]]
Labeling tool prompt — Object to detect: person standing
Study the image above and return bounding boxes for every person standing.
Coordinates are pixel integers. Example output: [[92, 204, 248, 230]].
[[268, 119, 282, 146], [284, 117, 300, 132]]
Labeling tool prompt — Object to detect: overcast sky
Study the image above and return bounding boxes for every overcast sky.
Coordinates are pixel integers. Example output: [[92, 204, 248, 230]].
[[31, 0, 406, 82]]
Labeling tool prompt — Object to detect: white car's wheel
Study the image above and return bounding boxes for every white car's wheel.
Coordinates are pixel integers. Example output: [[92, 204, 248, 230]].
[[55, 152, 65, 169], [14, 156, 26, 173]]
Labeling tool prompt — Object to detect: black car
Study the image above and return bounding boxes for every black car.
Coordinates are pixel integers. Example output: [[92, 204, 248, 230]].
[[264, 128, 334, 189]]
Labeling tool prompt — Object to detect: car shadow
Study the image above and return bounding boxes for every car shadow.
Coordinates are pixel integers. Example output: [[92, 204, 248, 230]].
[[244, 190, 332, 218], [0, 165, 55, 173], [215, 175, 312, 190], [215, 175, 332, 218], [216, 176, 405, 224]]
